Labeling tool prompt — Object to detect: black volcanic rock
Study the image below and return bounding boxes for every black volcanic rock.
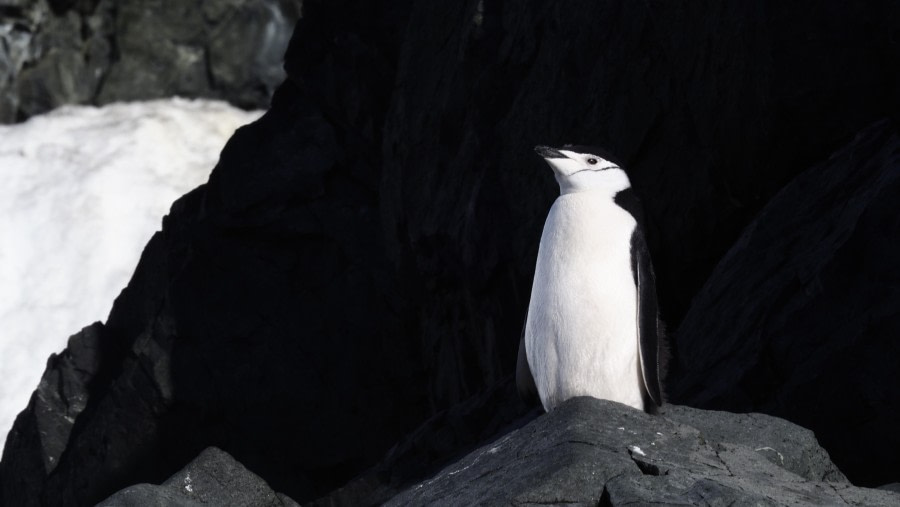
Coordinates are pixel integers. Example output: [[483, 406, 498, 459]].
[[0, 0, 301, 122], [312, 386, 848, 505], [97, 447, 299, 507], [671, 120, 900, 487], [2, 2, 418, 504], [309, 378, 541, 506], [662, 405, 847, 484], [385, 398, 900, 506], [0, 323, 109, 501], [3, 1, 900, 505]]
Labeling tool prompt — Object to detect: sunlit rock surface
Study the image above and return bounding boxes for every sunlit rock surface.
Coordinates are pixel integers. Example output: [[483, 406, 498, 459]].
[[385, 398, 900, 506], [0, 0, 300, 122]]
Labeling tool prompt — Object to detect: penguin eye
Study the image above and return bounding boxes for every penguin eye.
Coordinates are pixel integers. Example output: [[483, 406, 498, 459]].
[[587, 158, 598, 165]]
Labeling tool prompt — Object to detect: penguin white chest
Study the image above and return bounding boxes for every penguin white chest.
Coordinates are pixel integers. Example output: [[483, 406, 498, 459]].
[[524, 192, 642, 411]]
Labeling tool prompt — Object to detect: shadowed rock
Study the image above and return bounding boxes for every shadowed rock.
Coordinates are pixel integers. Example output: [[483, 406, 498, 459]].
[[2, 1, 900, 505], [385, 398, 900, 506], [308, 378, 541, 506], [2, 2, 417, 504], [97, 447, 300, 507], [671, 120, 900, 486], [0, 323, 108, 500]]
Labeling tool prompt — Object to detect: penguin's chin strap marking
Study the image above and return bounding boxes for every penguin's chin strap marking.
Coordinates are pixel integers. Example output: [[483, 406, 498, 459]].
[[568, 165, 620, 176]]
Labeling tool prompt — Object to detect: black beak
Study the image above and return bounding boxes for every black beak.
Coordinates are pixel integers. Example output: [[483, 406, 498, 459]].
[[534, 145, 566, 159]]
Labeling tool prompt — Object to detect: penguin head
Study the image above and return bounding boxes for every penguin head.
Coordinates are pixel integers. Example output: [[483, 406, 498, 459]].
[[534, 144, 630, 196]]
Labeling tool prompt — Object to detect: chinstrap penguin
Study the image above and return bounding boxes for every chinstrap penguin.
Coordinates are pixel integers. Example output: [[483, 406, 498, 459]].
[[516, 144, 666, 414]]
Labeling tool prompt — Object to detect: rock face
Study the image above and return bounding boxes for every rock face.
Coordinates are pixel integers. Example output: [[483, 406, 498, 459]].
[[97, 447, 299, 507], [0, 324, 106, 498], [0, 0, 301, 122], [2, 0, 900, 505], [3, 1, 418, 503], [386, 398, 900, 506], [671, 120, 900, 487], [309, 378, 541, 506]]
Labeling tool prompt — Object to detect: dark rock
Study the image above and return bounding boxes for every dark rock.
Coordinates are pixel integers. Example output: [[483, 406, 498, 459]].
[[96, 484, 205, 507], [0, 323, 107, 501], [3, 0, 900, 505], [671, 120, 900, 486], [2, 2, 417, 503], [0, 0, 115, 121], [0, 19, 34, 118], [0, 0, 302, 122], [97, 447, 298, 507], [96, 0, 299, 107], [16, 46, 95, 117], [310, 378, 541, 506], [386, 397, 900, 506], [661, 405, 846, 483]]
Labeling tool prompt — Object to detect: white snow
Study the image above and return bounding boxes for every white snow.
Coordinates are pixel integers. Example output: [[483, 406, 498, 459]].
[[0, 98, 264, 453]]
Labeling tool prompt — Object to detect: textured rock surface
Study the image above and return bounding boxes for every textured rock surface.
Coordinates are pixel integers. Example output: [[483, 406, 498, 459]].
[[386, 398, 900, 506], [97, 447, 299, 507], [309, 378, 541, 506], [2, 0, 900, 505], [662, 405, 847, 484], [0, 323, 106, 498], [671, 120, 900, 486], [0, 0, 301, 122]]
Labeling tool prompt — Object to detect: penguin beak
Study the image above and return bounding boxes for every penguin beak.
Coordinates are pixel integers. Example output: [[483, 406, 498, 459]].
[[534, 145, 566, 159], [536, 145, 580, 178]]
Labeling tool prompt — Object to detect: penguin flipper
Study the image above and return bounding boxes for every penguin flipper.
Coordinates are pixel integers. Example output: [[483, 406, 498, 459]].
[[516, 311, 540, 406], [633, 227, 665, 408]]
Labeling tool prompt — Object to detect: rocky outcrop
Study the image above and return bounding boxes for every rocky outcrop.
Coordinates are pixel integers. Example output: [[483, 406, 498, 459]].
[[97, 447, 300, 507], [0, 0, 301, 122], [309, 378, 541, 506], [0, 323, 107, 499], [671, 120, 900, 487], [2, 2, 417, 504], [2, 0, 900, 505], [372, 0, 900, 415], [386, 398, 900, 506]]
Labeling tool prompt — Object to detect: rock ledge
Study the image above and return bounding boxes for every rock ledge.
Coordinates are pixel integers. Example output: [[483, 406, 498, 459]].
[[385, 398, 899, 506]]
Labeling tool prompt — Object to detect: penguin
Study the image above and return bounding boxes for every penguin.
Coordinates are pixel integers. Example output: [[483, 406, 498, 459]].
[[516, 144, 665, 414]]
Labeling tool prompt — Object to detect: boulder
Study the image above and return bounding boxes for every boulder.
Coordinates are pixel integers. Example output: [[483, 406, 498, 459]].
[[0, 324, 107, 500], [386, 397, 900, 506], [671, 120, 900, 486], [97, 447, 299, 507], [308, 378, 541, 506]]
